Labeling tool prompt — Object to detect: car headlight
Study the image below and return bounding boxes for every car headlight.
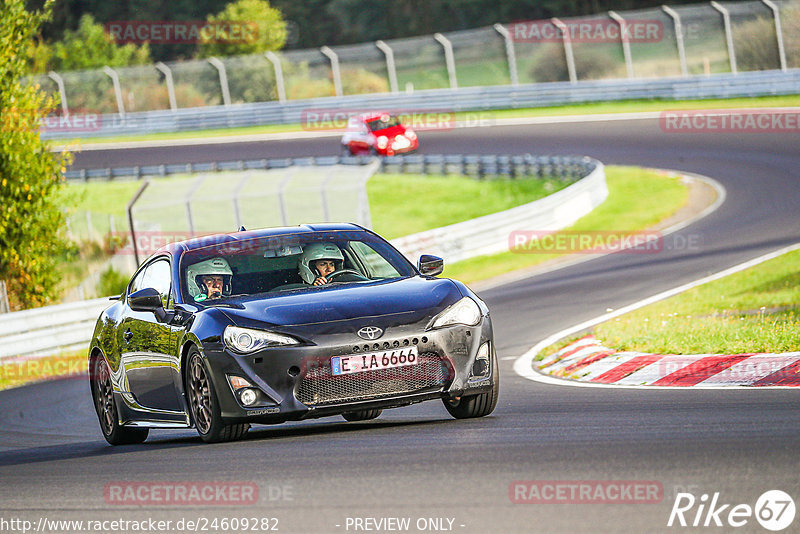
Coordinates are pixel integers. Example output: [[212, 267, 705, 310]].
[[224, 326, 300, 353], [428, 297, 482, 330], [376, 135, 388, 149]]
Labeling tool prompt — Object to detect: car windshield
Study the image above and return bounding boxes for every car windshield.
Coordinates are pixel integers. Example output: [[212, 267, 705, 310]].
[[179, 230, 415, 303], [366, 115, 401, 131]]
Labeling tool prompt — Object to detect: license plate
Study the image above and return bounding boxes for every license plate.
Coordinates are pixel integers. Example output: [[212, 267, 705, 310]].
[[331, 346, 419, 376]]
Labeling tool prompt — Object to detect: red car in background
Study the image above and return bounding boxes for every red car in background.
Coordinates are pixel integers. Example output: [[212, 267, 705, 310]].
[[341, 112, 419, 156]]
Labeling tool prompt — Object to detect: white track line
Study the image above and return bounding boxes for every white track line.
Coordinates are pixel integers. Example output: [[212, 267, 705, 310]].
[[512, 242, 800, 390]]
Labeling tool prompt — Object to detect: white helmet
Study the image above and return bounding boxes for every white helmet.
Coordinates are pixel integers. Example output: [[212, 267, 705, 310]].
[[185, 257, 233, 300], [298, 243, 344, 284]]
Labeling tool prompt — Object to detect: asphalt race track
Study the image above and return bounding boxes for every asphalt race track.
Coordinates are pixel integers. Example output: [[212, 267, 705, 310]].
[[2, 119, 799, 533]]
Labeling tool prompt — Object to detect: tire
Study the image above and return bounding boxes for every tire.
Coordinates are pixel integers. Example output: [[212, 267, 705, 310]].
[[185, 350, 249, 443], [342, 409, 382, 422], [340, 144, 352, 156], [90, 355, 149, 445], [444, 352, 499, 419]]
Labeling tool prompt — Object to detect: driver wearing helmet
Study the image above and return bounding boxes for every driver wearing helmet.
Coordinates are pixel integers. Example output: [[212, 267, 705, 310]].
[[299, 243, 344, 286], [185, 257, 233, 301]]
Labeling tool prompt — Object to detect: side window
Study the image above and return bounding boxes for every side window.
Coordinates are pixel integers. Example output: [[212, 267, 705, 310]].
[[140, 259, 173, 309], [128, 266, 148, 295], [349, 241, 400, 278]]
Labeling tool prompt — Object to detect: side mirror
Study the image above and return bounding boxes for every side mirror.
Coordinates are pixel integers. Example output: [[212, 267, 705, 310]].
[[418, 254, 444, 277], [128, 288, 169, 322]]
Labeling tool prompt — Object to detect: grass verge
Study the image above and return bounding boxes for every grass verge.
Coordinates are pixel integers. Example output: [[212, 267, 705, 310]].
[[445, 166, 689, 284], [591, 249, 800, 355], [51, 94, 800, 146]]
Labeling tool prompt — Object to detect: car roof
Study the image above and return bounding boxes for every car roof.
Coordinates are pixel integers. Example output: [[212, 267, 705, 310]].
[[152, 223, 366, 257], [356, 112, 398, 122]]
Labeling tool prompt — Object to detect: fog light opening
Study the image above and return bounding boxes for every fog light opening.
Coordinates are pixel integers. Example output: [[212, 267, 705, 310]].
[[240, 388, 258, 406], [470, 342, 491, 379]]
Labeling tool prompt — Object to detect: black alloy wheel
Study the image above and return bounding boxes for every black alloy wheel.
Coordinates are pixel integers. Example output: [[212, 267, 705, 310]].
[[91, 356, 149, 445], [186, 350, 249, 443]]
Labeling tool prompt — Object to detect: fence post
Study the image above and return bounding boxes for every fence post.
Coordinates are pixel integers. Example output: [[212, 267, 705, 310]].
[[550, 18, 577, 83], [375, 40, 399, 94], [185, 175, 209, 236], [277, 167, 297, 226], [207, 57, 232, 107], [264, 51, 287, 103], [0, 280, 9, 314], [761, 0, 788, 72], [102, 66, 126, 118], [232, 172, 253, 229], [155, 62, 178, 111], [608, 11, 635, 79], [493, 24, 519, 86], [47, 71, 68, 115], [711, 1, 738, 74], [126, 180, 150, 267], [434, 33, 458, 90], [320, 46, 343, 97], [662, 6, 689, 77]]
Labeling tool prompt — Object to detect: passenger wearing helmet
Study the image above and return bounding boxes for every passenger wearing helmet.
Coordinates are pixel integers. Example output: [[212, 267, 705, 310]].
[[299, 243, 344, 286], [185, 257, 233, 301]]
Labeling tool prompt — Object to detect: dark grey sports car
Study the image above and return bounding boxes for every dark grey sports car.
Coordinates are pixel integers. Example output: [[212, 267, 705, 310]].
[[89, 224, 498, 444]]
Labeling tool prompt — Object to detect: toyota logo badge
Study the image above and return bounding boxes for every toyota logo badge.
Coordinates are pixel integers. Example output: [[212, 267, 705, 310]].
[[357, 326, 384, 340]]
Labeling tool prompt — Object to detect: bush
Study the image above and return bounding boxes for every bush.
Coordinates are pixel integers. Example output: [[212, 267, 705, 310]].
[[97, 265, 129, 297], [733, 6, 800, 71], [1, 0, 72, 311], [341, 68, 389, 95], [530, 43, 618, 82]]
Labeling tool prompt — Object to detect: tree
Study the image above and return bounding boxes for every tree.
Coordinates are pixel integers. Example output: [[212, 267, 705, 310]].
[[198, 0, 287, 57], [1, 0, 72, 310], [48, 14, 151, 71]]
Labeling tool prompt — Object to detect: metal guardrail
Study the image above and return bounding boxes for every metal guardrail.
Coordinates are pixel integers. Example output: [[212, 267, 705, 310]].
[[65, 153, 595, 181], [44, 69, 800, 140], [0, 297, 110, 360]]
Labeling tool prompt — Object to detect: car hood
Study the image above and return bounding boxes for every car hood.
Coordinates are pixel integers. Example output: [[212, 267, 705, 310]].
[[216, 277, 461, 328], [372, 124, 407, 138]]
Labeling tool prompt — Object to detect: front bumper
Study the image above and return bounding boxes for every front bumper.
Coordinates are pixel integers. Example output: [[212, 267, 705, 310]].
[[200, 317, 494, 425]]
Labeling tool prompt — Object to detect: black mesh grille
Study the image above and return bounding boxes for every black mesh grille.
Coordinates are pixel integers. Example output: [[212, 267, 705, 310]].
[[296, 352, 449, 406]]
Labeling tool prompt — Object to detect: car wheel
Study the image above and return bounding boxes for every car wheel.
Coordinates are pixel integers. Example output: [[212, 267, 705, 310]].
[[90, 355, 149, 445], [342, 409, 382, 421], [185, 350, 249, 443], [443, 352, 499, 419], [340, 144, 352, 156]]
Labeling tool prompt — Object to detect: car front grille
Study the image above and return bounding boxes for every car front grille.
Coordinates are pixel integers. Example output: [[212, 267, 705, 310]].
[[296, 352, 449, 406]]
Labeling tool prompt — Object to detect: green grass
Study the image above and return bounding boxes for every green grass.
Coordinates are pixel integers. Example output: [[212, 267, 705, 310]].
[[63, 172, 569, 242], [445, 166, 689, 284], [50, 94, 800, 145], [592, 249, 800, 354], [368, 174, 567, 240]]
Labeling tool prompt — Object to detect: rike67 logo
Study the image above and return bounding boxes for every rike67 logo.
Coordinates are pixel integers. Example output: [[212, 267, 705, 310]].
[[668, 490, 795, 531]]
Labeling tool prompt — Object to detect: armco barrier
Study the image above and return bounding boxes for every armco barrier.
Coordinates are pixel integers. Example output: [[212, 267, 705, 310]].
[[0, 297, 110, 360], [65, 153, 594, 181], [3, 156, 603, 360], [43, 69, 800, 141]]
